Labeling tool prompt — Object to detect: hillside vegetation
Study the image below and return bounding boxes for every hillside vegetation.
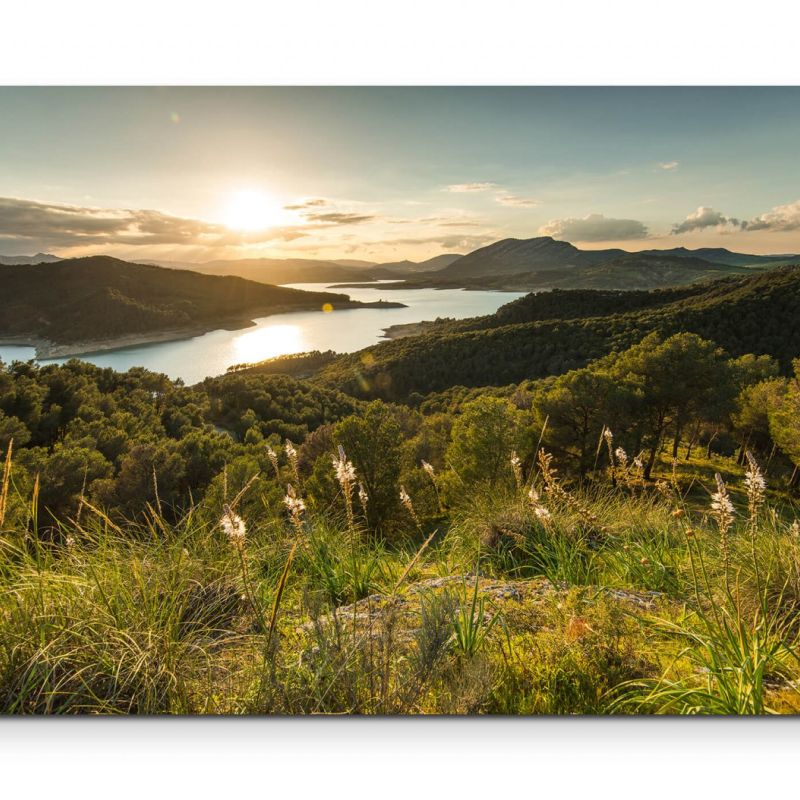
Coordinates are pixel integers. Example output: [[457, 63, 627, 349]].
[[3, 332, 800, 713], [0, 256, 400, 347], [318, 265, 800, 399]]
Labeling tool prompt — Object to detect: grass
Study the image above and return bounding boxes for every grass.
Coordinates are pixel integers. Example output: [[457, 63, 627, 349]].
[[2, 440, 800, 714]]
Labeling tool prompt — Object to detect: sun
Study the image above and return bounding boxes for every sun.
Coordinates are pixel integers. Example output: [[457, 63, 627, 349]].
[[221, 189, 283, 232]]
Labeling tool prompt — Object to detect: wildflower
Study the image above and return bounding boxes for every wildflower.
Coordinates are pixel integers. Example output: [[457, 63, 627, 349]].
[[603, 427, 613, 445], [332, 445, 357, 486], [533, 505, 552, 523], [671, 508, 684, 518], [710, 473, 734, 575], [615, 447, 628, 470], [421, 460, 435, 479], [633, 455, 644, 471], [528, 485, 551, 523], [266, 445, 280, 479], [710, 474, 734, 523], [332, 445, 357, 532], [510, 450, 523, 488], [744, 451, 766, 523], [790, 520, 800, 538], [285, 439, 300, 484], [400, 485, 420, 526], [283, 483, 305, 530], [65, 535, 76, 549], [685, 528, 695, 539], [640, 557, 650, 566], [220, 505, 246, 547]]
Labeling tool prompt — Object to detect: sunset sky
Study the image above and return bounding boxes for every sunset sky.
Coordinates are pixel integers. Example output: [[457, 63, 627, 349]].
[[2, 86, 800, 262]]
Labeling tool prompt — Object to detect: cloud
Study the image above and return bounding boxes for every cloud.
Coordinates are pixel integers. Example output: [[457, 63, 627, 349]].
[[539, 213, 649, 242], [741, 200, 800, 231], [284, 197, 375, 226], [445, 182, 497, 193], [671, 200, 800, 235], [302, 212, 375, 226], [659, 161, 679, 170], [671, 206, 739, 234], [283, 197, 329, 210], [0, 196, 313, 253], [0, 196, 227, 248], [495, 194, 541, 208], [374, 233, 497, 251]]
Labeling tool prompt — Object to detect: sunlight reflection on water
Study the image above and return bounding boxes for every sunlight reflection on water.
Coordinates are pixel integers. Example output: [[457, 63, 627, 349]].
[[0, 283, 527, 384]]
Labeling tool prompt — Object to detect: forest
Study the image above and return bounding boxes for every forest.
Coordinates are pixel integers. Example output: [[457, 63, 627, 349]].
[[3, 275, 800, 713], [318, 266, 800, 399]]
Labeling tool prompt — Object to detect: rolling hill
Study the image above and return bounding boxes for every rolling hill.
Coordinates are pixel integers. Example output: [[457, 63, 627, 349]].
[[0, 256, 402, 355], [317, 265, 800, 400]]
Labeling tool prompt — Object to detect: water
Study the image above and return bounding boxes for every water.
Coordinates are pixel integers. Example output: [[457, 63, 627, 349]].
[[0, 282, 527, 384]]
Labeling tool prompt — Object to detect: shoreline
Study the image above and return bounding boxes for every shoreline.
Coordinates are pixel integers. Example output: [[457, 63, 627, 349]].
[[2, 301, 406, 360], [381, 320, 445, 340]]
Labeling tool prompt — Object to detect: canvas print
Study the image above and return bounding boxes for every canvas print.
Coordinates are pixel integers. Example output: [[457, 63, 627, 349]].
[[2, 86, 800, 715]]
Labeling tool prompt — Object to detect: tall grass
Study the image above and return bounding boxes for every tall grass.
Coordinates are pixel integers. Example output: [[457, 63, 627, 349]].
[[2, 439, 800, 714]]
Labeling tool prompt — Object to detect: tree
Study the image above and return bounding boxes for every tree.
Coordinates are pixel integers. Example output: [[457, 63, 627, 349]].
[[732, 378, 787, 459], [768, 360, 800, 486], [606, 333, 734, 478], [446, 397, 528, 487], [533, 367, 626, 477], [333, 402, 405, 536]]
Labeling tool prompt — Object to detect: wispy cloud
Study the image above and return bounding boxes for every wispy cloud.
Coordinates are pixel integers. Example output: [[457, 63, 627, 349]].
[[540, 213, 649, 242], [373, 233, 497, 251], [659, 161, 679, 170], [495, 194, 541, 208], [303, 212, 375, 225], [283, 197, 329, 210], [284, 197, 375, 226], [445, 182, 497, 193]]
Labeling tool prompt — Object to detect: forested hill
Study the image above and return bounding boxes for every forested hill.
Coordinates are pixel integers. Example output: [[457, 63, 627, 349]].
[[317, 265, 800, 400], [0, 256, 399, 346]]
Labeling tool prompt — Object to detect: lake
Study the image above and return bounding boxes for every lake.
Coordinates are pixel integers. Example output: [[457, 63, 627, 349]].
[[0, 283, 527, 384]]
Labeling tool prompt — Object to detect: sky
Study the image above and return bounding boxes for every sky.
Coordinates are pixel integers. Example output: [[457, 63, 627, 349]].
[[2, 86, 800, 262]]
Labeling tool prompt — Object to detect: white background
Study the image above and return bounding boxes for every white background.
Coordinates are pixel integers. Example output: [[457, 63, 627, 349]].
[[2, 0, 800, 795]]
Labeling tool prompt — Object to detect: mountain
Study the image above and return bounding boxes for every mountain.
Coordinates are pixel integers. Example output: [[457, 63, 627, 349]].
[[0, 252, 62, 265], [371, 253, 463, 275], [317, 265, 800, 400], [146, 254, 464, 285], [182, 258, 364, 284], [329, 259, 376, 269], [0, 256, 402, 355], [373, 236, 800, 291], [437, 237, 593, 278], [638, 246, 797, 267]]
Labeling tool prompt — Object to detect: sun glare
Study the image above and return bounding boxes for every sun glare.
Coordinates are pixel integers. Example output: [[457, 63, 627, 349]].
[[234, 324, 303, 363], [222, 189, 282, 232]]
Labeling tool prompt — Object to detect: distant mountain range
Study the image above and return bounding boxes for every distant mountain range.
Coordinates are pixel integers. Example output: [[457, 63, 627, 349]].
[[0, 256, 403, 357], [431, 237, 799, 287], [1, 239, 797, 291], [0, 252, 62, 265]]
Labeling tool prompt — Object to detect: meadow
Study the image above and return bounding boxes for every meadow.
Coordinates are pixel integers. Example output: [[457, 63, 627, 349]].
[[2, 420, 800, 714]]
